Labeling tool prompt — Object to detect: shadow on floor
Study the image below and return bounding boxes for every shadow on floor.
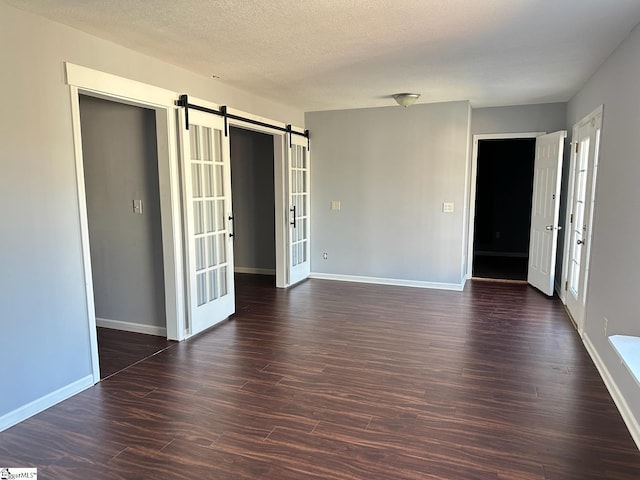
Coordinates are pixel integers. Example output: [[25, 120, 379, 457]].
[[473, 254, 528, 281]]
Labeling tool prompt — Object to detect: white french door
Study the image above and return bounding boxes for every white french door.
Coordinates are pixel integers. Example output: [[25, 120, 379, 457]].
[[287, 133, 310, 285], [180, 109, 235, 336], [527, 131, 566, 296], [565, 107, 602, 330]]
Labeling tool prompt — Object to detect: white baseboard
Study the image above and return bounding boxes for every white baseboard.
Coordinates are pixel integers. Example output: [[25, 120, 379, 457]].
[[309, 272, 464, 291], [583, 333, 640, 450], [0, 375, 94, 432], [96, 317, 167, 337], [234, 267, 276, 276]]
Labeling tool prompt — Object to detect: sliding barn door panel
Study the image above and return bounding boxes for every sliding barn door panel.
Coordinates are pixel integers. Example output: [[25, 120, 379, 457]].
[[180, 109, 235, 335], [287, 134, 310, 285]]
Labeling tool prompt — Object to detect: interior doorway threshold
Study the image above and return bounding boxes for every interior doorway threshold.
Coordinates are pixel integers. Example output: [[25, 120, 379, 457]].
[[471, 277, 528, 284]]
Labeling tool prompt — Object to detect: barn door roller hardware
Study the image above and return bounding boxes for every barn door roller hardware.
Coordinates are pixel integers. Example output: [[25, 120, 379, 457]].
[[176, 94, 309, 149]]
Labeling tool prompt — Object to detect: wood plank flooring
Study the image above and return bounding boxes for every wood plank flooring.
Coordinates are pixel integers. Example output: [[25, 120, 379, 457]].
[[1, 274, 639, 479], [97, 327, 174, 379]]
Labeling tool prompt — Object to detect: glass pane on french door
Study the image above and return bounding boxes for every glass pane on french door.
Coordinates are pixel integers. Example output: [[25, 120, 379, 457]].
[[183, 109, 235, 335], [568, 136, 590, 296]]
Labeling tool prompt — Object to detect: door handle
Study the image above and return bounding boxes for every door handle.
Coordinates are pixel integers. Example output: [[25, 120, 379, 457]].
[[290, 205, 297, 228], [577, 239, 585, 245], [228, 215, 235, 238], [545, 225, 562, 231]]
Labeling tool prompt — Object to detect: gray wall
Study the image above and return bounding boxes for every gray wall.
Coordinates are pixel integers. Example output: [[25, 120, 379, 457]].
[[0, 2, 303, 422], [471, 103, 567, 135], [567, 23, 640, 426], [229, 127, 276, 272], [80, 96, 166, 329], [306, 101, 471, 285]]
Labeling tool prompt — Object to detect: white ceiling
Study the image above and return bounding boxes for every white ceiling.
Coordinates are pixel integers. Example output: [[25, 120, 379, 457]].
[[7, 0, 640, 112]]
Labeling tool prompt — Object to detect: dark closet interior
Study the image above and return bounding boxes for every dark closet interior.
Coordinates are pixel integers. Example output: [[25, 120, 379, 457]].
[[473, 138, 536, 280]]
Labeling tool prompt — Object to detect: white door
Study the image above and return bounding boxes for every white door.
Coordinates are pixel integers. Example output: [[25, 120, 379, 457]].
[[180, 109, 235, 335], [565, 109, 602, 329], [288, 133, 311, 285], [527, 131, 567, 296]]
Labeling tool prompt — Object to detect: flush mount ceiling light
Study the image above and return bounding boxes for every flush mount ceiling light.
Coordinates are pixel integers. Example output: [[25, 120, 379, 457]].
[[392, 93, 420, 107]]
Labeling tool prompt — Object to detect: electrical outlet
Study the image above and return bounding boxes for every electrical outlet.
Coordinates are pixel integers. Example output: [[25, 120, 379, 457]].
[[604, 317, 608, 336], [323, 252, 328, 260]]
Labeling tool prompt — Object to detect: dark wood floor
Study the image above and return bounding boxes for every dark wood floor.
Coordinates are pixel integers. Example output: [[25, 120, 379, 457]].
[[97, 327, 174, 379], [1, 274, 639, 479]]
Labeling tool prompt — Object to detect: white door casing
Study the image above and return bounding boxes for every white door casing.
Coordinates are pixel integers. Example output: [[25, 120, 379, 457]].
[[466, 133, 545, 280], [180, 109, 235, 335], [287, 133, 311, 285], [66, 63, 186, 384], [564, 107, 603, 330], [527, 130, 567, 296]]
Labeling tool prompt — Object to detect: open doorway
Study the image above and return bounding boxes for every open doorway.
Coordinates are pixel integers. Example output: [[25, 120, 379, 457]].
[[229, 126, 277, 292], [67, 64, 307, 380], [472, 138, 536, 280], [79, 95, 173, 379]]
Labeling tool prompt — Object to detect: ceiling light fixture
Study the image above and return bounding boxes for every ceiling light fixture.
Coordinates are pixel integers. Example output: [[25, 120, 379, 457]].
[[392, 93, 420, 107]]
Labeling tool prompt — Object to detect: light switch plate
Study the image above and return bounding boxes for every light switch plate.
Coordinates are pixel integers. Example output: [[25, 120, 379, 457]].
[[331, 200, 341, 211], [442, 202, 454, 213], [133, 199, 143, 214]]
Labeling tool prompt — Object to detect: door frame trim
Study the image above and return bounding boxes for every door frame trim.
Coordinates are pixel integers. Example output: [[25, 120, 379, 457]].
[[466, 132, 545, 279], [225, 118, 289, 288], [66, 63, 185, 383]]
